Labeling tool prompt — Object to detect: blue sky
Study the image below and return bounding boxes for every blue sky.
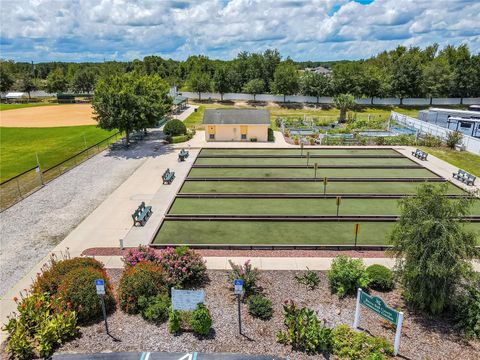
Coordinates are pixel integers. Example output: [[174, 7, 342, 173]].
[[0, 0, 479, 62]]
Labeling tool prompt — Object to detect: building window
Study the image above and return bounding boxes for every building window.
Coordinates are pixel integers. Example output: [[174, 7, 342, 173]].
[[209, 134, 215, 140], [241, 134, 247, 140]]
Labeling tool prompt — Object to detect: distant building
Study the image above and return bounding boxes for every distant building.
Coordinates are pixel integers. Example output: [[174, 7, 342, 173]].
[[418, 107, 480, 137], [304, 66, 332, 76], [203, 108, 270, 142]]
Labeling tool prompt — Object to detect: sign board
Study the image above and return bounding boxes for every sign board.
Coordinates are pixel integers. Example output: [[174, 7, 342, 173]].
[[171, 288, 205, 311], [234, 279, 244, 295], [360, 291, 399, 324], [353, 288, 404, 356], [95, 279, 105, 295]]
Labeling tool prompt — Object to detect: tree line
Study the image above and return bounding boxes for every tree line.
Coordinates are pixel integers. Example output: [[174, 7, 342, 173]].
[[1, 43, 479, 99]]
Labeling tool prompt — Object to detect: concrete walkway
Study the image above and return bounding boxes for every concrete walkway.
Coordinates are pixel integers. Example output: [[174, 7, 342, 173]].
[[172, 105, 198, 121]]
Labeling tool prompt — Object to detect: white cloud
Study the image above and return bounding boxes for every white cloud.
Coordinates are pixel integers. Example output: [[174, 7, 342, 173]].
[[0, 0, 478, 62]]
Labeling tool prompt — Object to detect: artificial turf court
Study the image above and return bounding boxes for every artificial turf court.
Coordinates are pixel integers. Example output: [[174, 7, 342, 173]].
[[152, 147, 480, 247]]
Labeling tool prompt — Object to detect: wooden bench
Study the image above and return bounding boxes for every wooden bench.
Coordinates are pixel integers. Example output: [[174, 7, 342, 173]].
[[178, 149, 189, 162], [412, 148, 428, 160], [132, 201, 152, 226], [162, 168, 175, 184], [453, 169, 476, 186]]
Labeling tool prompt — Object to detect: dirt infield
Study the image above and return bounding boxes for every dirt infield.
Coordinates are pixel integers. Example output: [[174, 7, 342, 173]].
[[0, 104, 96, 127]]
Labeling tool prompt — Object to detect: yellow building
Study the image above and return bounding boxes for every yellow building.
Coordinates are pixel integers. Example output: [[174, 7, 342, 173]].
[[203, 109, 270, 142]]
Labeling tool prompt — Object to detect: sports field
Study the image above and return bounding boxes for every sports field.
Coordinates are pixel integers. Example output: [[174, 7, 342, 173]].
[[153, 147, 480, 246]]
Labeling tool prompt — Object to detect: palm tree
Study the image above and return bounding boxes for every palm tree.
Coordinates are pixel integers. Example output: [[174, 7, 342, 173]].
[[333, 93, 356, 123]]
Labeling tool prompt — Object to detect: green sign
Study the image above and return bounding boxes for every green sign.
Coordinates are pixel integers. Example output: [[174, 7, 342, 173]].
[[360, 291, 399, 324]]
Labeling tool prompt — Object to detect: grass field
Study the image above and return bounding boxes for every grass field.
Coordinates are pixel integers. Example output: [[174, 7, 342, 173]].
[[153, 220, 480, 245], [187, 167, 437, 178], [180, 180, 465, 194], [199, 148, 399, 156], [0, 103, 55, 111], [420, 147, 480, 176], [0, 126, 117, 181], [169, 198, 480, 216]]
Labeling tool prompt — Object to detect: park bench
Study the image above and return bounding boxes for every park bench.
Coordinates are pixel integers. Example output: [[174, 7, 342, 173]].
[[132, 201, 152, 226], [411, 148, 428, 160], [453, 169, 476, 186], [162, 168, 175, 184], [178, 149, 189, 162]]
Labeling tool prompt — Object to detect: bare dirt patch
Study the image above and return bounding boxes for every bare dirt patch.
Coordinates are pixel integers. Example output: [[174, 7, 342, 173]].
[[0, 104, 96, 127]]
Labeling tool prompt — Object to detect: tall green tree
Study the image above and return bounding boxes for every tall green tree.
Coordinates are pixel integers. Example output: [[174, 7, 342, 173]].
[[0, 66, 14, 93], [271, 62, 299, 102], [93, 73, 171, 144], [333, 93, 355, 123], [421, 57, 453, 98], [391, 50, 424, 99], [72, 69, 96, 93], [331, 62, 364, 97], [19, 74, 37, 99], [213, 66, 231, 101], [46, 68, 69, 93], [242, 78, 265, 101], [300, 72, 330, 102], [188, 71, 211, 100], [390, 183, 478, 315], [360, 64, 389, 103]]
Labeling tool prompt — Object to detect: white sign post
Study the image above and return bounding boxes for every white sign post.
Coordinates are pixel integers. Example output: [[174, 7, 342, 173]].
[[353, 288, 404, 356], [95, 279, 109, 334]]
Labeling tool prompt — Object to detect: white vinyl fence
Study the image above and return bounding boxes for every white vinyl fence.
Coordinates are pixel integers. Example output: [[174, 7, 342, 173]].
[[391, 111, 480, 155], [179, 91, 480, 106]]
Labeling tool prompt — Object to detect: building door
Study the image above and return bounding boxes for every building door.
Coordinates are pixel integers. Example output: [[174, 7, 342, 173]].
[[207, 125, 215, 140], [240, 125, 248, 140]]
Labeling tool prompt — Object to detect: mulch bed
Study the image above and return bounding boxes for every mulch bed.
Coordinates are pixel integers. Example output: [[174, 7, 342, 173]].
[[56, 269, 480, 360], [81, 247, 390, 258]]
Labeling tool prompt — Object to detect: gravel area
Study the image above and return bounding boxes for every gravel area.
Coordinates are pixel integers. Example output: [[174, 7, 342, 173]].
[[57, 269, 480, 360], [0, 132, 165, 297]]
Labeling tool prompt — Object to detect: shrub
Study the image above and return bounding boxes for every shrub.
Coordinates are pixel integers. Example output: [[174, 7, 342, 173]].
[[331, 325, 393, 359], [446, 131, 463, 149], [228, 260, 259, 296], [123, 245, 159, 267], [190, 303, 213, 336], [418, 134, 442, 147], [268, 128, 275, 142], [168, 309, 182, 334], [276, 300, 332, 354], [118, 261, 167, 314], [247, 294, 273, 320], [295, 268, 320, 290], [366, 265, 394, 292], [2, 292, 79, 359], [327, 256, 370, 297], [139, 294, 171, 324], [57, 266, 116, 324], [455, 283, 480, 339], [171, 134, 190, 143], [33, 256, 105, 294], [164, 119, 186, 136], [158, 246, 207, 288]]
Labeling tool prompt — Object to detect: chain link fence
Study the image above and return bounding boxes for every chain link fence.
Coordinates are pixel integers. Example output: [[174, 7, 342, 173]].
[[0, 132, 120, 211]]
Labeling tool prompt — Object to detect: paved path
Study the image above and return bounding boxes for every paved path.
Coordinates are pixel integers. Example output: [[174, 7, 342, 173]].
[[172, 105, 198, 121], [54, 352, 284, 360]]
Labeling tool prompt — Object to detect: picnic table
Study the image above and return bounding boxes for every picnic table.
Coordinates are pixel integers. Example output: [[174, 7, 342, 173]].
[[163, 168, 175, 184], [178, 149, 189, 162]]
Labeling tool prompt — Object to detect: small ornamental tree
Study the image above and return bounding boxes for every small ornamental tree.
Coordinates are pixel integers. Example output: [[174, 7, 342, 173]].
[[390, 183, 478, 315], [333, 93, 356, 123], [93, 73, 171, 144]]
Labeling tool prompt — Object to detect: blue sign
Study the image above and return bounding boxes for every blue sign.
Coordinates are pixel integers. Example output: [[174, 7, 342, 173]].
[[234, 279, 244, 295], [95, 279, 105, 295]]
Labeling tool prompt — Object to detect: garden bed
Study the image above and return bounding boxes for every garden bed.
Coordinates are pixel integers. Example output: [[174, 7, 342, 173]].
[[56, 269, 479, 360]]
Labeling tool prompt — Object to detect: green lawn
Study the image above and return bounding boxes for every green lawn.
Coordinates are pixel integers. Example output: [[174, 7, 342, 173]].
[[199, 148, 399, 156], [421, 147, 480, 177], [180, 181, 465, 195], [169, 198, 480, 216], [187, 167, 437, 179], [0, 126, 117, 181], [153, 220, 480, 245], [195, 157, 416, 166], [0, 103, 56, 111]]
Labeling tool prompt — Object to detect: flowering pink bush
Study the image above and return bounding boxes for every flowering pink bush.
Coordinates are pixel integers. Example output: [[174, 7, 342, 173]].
[[122, 245, 207, 288], [158, 246, 207, 288], [123, 245, 160, 267], [228, 259, 259, 296]]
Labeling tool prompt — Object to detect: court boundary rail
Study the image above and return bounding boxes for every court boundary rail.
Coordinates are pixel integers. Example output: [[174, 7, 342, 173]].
[[0, 132, 121, 211], [191, 164, 423, 169]]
